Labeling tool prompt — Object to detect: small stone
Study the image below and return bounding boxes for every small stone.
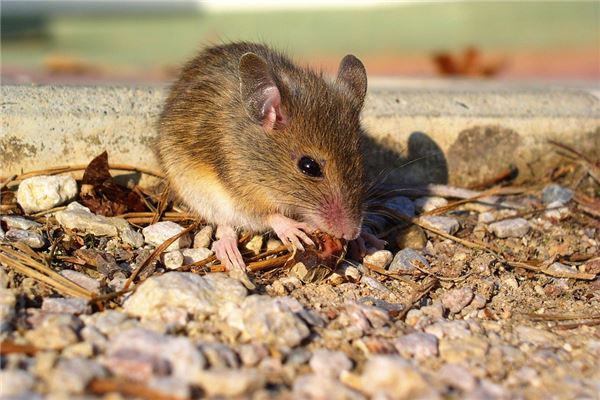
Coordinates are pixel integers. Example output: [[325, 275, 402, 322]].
[[310, 349, 353, 378], [105, 328, 206, 383], [142, 221, 191, 251], [420, 215, 460, 234], [394, 332, 439, 360], [358, 356, 432, 399], [59, 269, 101, 293], [17, 174, 78, 213], [0, 369, 35, 396], [239, 343, 269, 367], [42, 297, 89, 314], [502, 275, 519, 290], [0, 215, 42, 230], [341, 265, 361, 282], [546, 262, 579, 277], [290, 262, 311, 283], [286, 348, 312, 366], [182, 247, 213, 264], [199, 342, 239, 368], [438, 363, 477, 392], [514, 326, 557, 345], [80, 310, 136, 336], [414, 196, 448, 213], [55, 202, 143, 247], [363, 250, 393, 269], [193, 225, 213, 248], [386, 196, 416, 217], [544, 200, 570, 220], [488, 218, 530, 238], [339, 302, 390, 335], [124, 272, 247, 321], [294, 374, 365, 400], [223, 295, 310, 350], [161, 250, 184, 270], [389, 248, 429, 272], [48, 357, 106, 393], [360, 275, 390, 292], [0, 288, 16, 333], [5, 229, 46, 248], [24, 313, 80, 350], [395, 225, 428, 250], [439, 336, 489, 363], [245, 234, 264, 255], [542, 184, 573, 205], [425, 320, 471, 339], [441, 287, 474, 314], [194, 368, 264, 397], [477, 211, 496, 224], [266, 238, 283, 251]]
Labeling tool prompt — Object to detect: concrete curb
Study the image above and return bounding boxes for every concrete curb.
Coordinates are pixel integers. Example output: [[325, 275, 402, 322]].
[[2, 82, 599, 186]]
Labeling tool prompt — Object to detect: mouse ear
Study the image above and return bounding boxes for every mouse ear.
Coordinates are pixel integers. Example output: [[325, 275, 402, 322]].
[[336, 55, 367, 109], [239, 52, 287, 131]]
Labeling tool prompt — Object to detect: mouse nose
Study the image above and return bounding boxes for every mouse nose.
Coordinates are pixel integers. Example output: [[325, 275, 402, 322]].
[[342, 227, 360, 241]]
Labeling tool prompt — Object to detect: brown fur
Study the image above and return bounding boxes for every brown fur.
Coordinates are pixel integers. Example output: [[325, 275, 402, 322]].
[[156, 42, 366, 235]]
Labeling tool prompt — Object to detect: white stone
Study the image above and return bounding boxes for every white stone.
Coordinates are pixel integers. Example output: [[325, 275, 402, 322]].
[[162, 250, 184, 270], [389, 248, 429, 272], [245, 234, 264, 255], [420, 215, 460, 234], [309, 349, 353, 378], [142, 221, 191, 251], [477, 211, 496, 224], [124, 272, 247, 320], [415, 196, 448, 213], [363, 250, 393, 269], [544, 201, 570, 220], [266, 238, 283, 251], [42, 297, 89, 314], [0, 215, 42, 230], [193, 225, 213, 248], [182, 247, 214, 264], [5, 229, 46, 248], [394, 332, 439, 360], [194, 368, 264, 397], [0, 369, 35, 396], [358, 356, 432, 399], [488, 218, 530, 238], [59, 269, 101, 293], [55, 202, 143, 247], [17, 174, 77, 213], [294, 374, 365, 400], [48, 357, 107, 393], [441, 287, 474, 314]]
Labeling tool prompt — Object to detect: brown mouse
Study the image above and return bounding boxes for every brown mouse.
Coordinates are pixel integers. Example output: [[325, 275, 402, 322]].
[[157, 42, 380, 271]]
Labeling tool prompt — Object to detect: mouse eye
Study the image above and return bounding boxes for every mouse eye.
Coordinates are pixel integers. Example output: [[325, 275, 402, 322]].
[[297, 156, 323, 178]]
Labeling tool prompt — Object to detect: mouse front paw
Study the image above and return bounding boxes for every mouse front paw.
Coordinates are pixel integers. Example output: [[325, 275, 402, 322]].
[[212, 225, 246, 271], [267, 214, 315, 251]]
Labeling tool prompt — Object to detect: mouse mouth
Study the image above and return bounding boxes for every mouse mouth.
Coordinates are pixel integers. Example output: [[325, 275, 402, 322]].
[[301, 210, 362, 241]]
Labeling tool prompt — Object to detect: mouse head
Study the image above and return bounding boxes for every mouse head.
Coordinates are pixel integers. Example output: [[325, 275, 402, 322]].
[[239, 51, 367, 240]]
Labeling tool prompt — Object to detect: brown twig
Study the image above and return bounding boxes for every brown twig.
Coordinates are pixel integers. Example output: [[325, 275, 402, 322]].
[[0, 340, 38, 356], [151, 184, 171, 224], [88, 378, 184, 400]]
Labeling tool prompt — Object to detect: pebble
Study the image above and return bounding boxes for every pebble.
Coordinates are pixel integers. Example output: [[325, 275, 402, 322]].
[[502, 275, 519, 290], [239, 343, 269, 367], [194, 368, 265, 397], [438, 363, 477, 392], [5, 229, 46, 248], [415, 196, 448, 213], [193, 225, 213, 248], [389, 248, 429, 272], [0, 369, 35, 397], [0, 215, 42, 230], [542, 183, 573, 205], [182, 247, 213, 264], [48, 357, 106, 393], [124, 273, 247, 321], [441, 287, 474, 314], [420, 215, 460, 234], [41, 297, 89, 315], [395, 225, 428, 250], [142, 221, 191, 251], [285, 348, 312, 366], [55, 202, 143, 247], [488, 218, 530, 238], [425, 320, 471, 339], [544, 200, 570, 220], [386, 196, 416, 217], [223, 295, 310, 350], [477, 211, 496, 224], [439, 336, 489, 363], [514, 326, 557, 345], [59, 269, 101, 293], [245, 234, 264, 255], [81, 310, 137, 336], [17, 174, 78, 213], [293, 374, 365, 400], [340, 302, 390, 335], [104, 328, 206, 383], [360, 275, 390, 292], [161, 250, 184, 270], [24, 313, 80, 350], [357, 356, 432, 399], [266, 238, 283, 251], [546, 262, 580, 277], [363, 250, 393, 269], [309, 349, 353, 378], [394, 332, 439, 359], [0, 288, 16, 333]]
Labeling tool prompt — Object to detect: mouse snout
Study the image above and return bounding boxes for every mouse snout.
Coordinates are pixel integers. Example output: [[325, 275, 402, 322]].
[[318, 196, 361, 241]]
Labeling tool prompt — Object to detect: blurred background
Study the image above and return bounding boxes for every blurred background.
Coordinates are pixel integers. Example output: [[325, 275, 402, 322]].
[[2, 0, 599, 85]]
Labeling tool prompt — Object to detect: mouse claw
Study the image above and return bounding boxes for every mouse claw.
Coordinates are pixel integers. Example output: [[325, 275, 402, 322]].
[[212, 226, 247, 272], [268, 214, 315, 251]]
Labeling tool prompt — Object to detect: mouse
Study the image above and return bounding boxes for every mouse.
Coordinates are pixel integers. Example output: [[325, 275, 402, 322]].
[[156, 42, 383, 271]]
